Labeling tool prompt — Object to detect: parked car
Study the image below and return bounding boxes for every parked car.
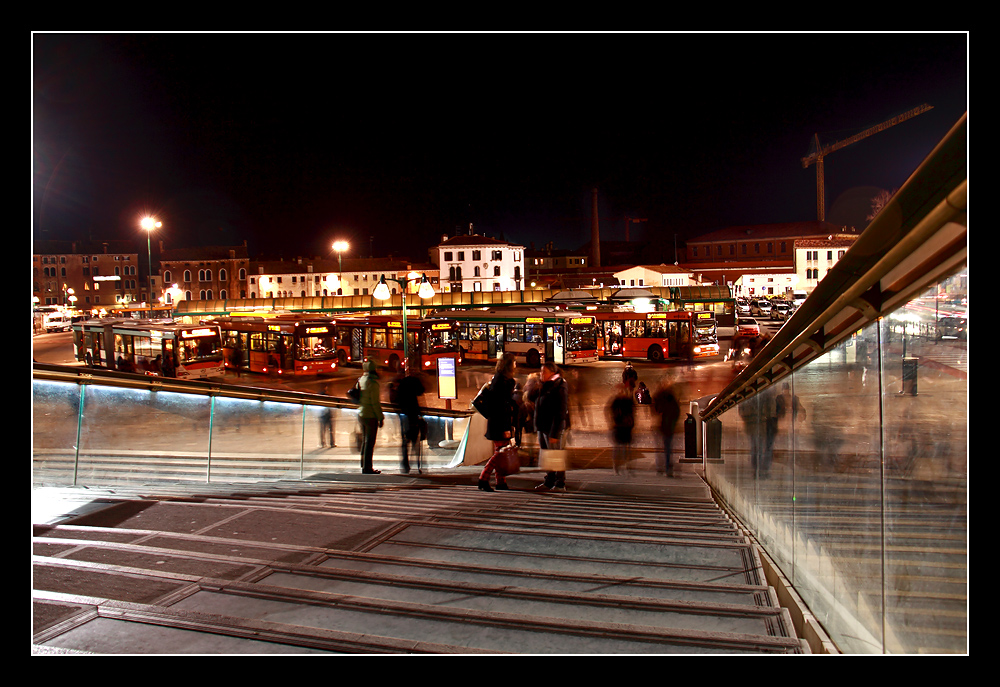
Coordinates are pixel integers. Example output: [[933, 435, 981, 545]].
[[735, 317, 760, 338], [736, 299, 751, 316], [772, 303, 791, 321], [752, 300, 772, 318]]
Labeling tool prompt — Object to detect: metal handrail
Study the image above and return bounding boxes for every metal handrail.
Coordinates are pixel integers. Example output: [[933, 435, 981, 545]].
[[701, 113, 967, 421], [31, 362, 473, 418]]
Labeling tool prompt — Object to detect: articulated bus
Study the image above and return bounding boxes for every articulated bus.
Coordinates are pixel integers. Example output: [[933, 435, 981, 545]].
[[72, 320, 225, 379], [211, 314, 340, 376], [594, 309, 720, 361], [333, 314, 461, 373], [431, 308, 601, 367]]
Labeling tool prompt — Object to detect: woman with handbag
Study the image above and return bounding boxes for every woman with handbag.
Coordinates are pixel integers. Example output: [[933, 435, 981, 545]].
[[478, 353, 518, 492], [533, 362, 570, 492]]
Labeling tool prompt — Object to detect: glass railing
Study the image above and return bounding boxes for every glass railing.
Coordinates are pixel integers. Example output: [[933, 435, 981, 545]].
[[32, 369, 472, 487], [707, 269, 966, 654], [699, 113, 967, 654]]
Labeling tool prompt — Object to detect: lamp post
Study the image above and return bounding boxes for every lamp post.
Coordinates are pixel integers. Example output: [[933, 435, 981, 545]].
[[372, 272, 435, 372], [141, 217, 162, 304], [332, 241, 349, 295]]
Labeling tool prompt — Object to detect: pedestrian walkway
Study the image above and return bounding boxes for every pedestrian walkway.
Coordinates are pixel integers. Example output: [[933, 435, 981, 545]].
[[32, 455, 816, 655]]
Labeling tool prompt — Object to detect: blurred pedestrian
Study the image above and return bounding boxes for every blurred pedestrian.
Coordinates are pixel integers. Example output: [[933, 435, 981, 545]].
[[739, 389, 778, 479], [396, 369, 427, 474], [622, 361, 638, 393], [608, 384, 635, 475], [652, 379, 682, 477], [357, 359, 384, 474], [319, 383, 335, 448], [517, 372, 540, 451], [533, 361, 570, 491], [478, 353, 519, 492]]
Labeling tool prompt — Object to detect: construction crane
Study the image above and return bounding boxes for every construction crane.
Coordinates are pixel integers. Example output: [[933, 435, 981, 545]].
[[801, 104, 933, 222]]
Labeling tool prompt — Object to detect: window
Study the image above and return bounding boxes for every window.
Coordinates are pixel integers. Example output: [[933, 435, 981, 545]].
[[163, 270, 172, 282], [219, 269, 227, 281], [184, 270, 192, 282], [458, 251, 465, 261], [472, 250, 481, 261], [493, 265, 500, 276], [239, 268, 246, 280], [444, 251, 453, 261]]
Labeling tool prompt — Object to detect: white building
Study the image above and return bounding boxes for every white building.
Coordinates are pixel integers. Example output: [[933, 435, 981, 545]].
[[794, 237, 855, 293], [251, 257, 438, 299], [732, 271, 799, 299], [431, 234, 526, 293], [613, 264, 694, 289]]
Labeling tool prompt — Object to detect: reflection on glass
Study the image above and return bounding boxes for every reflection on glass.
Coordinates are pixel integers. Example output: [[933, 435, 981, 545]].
[[706, 266, 967, 654]]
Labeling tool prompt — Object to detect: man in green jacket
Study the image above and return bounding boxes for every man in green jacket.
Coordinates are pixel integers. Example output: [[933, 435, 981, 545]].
[[358, 359, 385, 474]]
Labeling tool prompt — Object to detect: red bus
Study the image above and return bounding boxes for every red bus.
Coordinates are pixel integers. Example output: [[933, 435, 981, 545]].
[[212, 314, 339, 376], [595, 309, 720, 361], [72, 320, 225, 379], [333, 314, 461, 373]]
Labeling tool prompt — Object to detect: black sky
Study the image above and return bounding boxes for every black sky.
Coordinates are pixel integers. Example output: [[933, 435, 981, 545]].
[[32, 32, 968, 264]]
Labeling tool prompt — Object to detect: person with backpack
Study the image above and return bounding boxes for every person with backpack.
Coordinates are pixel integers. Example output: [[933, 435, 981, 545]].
[[477, 353, 518, 492]]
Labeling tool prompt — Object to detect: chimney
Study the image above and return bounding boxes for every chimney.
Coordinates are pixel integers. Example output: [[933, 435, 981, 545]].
[[591, 188, 601, 268]]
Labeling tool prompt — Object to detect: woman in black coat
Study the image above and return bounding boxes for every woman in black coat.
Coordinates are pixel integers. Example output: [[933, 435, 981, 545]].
[[478, 353, 518, 492]]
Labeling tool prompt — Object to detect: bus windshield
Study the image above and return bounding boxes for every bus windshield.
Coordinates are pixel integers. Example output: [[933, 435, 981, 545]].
[[178, 332, 223, 364], [423, 324, 458, 353], [567, 323, 599, 351], [298, 333, 337, 360]]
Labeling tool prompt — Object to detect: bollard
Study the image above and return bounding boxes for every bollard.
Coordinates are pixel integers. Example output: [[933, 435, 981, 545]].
[[706, 417, 722, 460], [684, 413, 698, 458]]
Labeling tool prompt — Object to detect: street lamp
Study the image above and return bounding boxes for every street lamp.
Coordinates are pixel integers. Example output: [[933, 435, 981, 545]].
[[372, 272, 435, 371], [332, 241, 349, 294], [141, 216, 162, 304]]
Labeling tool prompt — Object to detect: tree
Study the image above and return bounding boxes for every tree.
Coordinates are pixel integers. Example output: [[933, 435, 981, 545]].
[[866, 188, 898, 222]]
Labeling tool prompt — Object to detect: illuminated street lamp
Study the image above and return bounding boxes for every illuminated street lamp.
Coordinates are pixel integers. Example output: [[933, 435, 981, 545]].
[[140, 216, 162, 302], [372, 273, 435, 371], [332, 241, 349, 293]]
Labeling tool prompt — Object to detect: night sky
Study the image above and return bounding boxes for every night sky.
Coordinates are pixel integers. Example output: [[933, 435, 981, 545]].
[[32, 32, 968, 264]]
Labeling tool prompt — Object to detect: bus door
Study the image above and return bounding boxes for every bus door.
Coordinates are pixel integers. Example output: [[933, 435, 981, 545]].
[[487, 324, 503, 358], [547, 325, 564, 364], [351, 327, 363, 363]]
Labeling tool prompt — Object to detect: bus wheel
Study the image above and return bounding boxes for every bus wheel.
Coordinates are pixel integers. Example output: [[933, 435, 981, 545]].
[[459, 347, 466, 363], [388, 354, 400, 372], [337, 349, 347, 367], [527, 349, 541, 368], [647, 345, 664, 362]]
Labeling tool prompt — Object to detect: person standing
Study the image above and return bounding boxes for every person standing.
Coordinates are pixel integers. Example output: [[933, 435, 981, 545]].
[[533, 362, 570, 492], [357, 359, 384, 474], [478, 353, 518, 492], [396, 369, 427, 474], [652, 379, 682, 477]]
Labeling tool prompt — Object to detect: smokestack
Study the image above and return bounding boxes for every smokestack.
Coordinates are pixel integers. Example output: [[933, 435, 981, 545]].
[[591, 187, 601, 268]]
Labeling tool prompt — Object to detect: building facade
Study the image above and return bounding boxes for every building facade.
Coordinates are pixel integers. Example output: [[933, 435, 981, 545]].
[[159, 242, 251, 303], [251, 257, 439, 299], [681, 221, 860, 290], [613, 264, 694, 289], [431, 234, 526, 293], [33, 240, 142, 311]]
